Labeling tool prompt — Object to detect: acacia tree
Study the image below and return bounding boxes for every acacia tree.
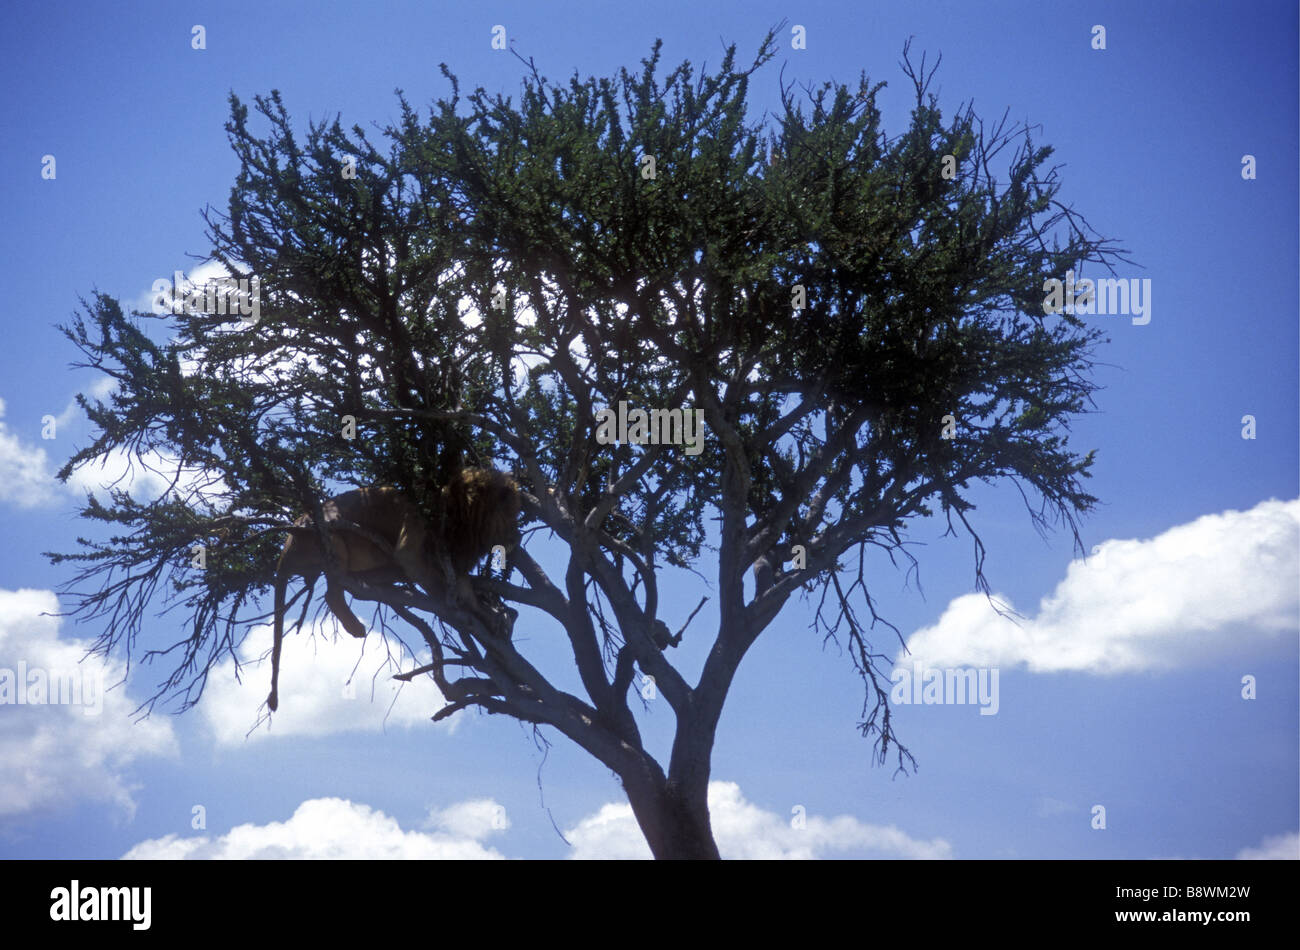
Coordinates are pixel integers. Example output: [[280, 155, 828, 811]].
[[50, 33, 1124, 859]]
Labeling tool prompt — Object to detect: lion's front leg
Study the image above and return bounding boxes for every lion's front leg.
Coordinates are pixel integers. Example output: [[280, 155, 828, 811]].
[[324, 581, 369, 638], [392, 509, 455, 605]]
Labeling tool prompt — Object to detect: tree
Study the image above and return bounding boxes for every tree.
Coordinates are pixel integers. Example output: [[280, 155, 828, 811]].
[[50, 31, 1126, 859]]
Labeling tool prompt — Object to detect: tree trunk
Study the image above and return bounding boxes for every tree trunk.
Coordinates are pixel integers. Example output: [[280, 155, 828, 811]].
[[624, 775, 720, 860]]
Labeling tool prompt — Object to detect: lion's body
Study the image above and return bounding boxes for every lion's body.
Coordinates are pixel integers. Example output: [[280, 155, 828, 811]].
[[267, 469, 521, 711]]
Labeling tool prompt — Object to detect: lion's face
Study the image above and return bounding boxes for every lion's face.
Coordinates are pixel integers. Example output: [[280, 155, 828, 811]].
[[489, 475, 523, 548], [442, 468, 523, 571]]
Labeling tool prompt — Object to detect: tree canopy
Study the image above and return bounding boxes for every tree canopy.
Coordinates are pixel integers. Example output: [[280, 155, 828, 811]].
[[50, 31, 1126, 858]]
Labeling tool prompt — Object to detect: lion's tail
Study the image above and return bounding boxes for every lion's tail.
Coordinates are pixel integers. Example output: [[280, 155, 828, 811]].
[[267, 566, 287, 712]]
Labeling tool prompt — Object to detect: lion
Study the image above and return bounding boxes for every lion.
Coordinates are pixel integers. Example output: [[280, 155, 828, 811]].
[[267, 468, 522, 712]]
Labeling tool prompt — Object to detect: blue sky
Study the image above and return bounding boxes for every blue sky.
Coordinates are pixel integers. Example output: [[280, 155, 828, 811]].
[[0, 0, 1295, 860]]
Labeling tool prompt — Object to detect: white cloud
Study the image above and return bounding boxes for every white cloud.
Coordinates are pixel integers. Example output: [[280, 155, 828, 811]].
[[564, 781, 953, 859], [122, 797, 506, 859], [0, 588, 177, 817], [1236, 831, 1298, 860], [132, 260, 233, 315], [1, 385, 226, 509], [565, 801, 650, 859], [88, 375, 119, 401], [0, 397, 61, 507], [201, 621, 455, 745], [64, 445, 228, 507], [123, 785, 947, 860], [425, 798, 510, 838], [901, 498, 1300, 674]]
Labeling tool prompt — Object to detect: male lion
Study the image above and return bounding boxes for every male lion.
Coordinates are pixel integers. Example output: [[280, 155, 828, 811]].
[[267, 468, 521, 711]]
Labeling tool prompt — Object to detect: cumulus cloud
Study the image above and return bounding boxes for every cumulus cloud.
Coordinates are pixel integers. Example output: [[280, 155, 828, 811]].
[[122, 798, 507, 860], [900, 498, 1300, 674], [132, 260, 233, 315], [1, 382, 224, 509], [425, 798, 510, 838], [1236, 831, 1298, 860], [122, 785, 945, 860], [201, 621, 454, 745], [0, 588, 177, 817], [3, 266, 252, 513], [0, 397, 62, 507], [63, 445, 196, 502], [63, 445, 228, 507], [565, 781, 953, 859]]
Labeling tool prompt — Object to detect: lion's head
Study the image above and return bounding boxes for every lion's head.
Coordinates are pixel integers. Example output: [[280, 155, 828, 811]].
[[440, 468, 523, 573]]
